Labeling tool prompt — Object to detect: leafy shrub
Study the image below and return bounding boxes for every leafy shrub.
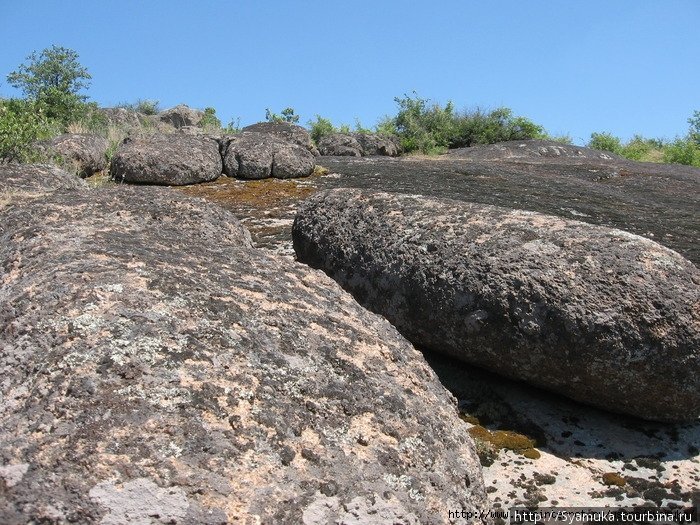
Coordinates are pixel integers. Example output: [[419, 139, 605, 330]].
[[663, 138, 700, 167], [391, 92, 456, 154], [265, 107, 299, 123], [450, 107, 544, 148], [117, 99, 161, 115], [7, 45, 92, 125], [588, 132, 623, 155], [0, 98, 56, 162], [200, 107, 222, 130], [308, 115, 335, 143]]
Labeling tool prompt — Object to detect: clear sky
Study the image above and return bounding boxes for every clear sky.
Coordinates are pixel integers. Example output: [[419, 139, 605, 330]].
[[1, 1, 698, 144]]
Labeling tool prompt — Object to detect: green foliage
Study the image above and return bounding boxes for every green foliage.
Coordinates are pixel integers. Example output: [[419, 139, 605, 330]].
[[7, 45, 92, 125], [663, 137, 700, 167], [354, 118, 371, 133], [391, 92, 456, 154], [587, 132, 623, 155], [0, 98, 55, 162], [200, 107, 222, 130], [308, 115, 336, 143], [224, 117, 241, 134], [687, 110, 700, 145], [117, 99, 161, 115], [265, 107, 299, 123], [450, 107, 545, 148]]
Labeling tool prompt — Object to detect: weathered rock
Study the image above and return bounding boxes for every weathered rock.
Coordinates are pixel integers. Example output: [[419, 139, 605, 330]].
[[293, 189, 700, 421], [353, 133, 401, 157], [38, 133, 109, 177], [447, 139, 621, 161], [242, 122, 319, 156], [99, 107, 145, 129], [0, 163, 86, 194], [0, 185, 489, 523], [159, 104, 204, 129], [318, 133, 364, 157], [110, 133, 222, 185], [221, 132, 315, 180]]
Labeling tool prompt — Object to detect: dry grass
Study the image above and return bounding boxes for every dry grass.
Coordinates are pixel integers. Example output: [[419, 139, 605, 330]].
[[0, 190, 48, 208]]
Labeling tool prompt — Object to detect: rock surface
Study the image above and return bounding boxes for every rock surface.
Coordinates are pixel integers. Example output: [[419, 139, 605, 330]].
[[446, 139, 621, 161], [221, 132, 315, 180], [318, 133, 400, 157], [110, 133, 222, 185], [158, 104, 204, 129], [242, 122, 319, 156], [0, 183, 489, 523], [38, 133, 109, 178], [0, 163, 86, 194], [293, 189, 700, 421], [353, 133, 401, 157], [318, 133, 363, 157]]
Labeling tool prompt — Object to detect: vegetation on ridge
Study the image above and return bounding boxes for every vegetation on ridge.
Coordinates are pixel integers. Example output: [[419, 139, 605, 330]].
[[1, 45, 699, 167]]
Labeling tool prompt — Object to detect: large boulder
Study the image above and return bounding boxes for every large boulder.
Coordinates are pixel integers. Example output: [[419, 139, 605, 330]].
[[242, 122, 319, 156], [110, 133, 222, 185], [159, 104, 204, 129], [38, 133, 109, 178], [353, 133, 401, 157], [221, 132, 315, 179], [318, 133, 363, 157], [0, 163, 86, 194], [0, 185, 489, 523], [293, 189, 700, 422], [99, 107, 145, 129]]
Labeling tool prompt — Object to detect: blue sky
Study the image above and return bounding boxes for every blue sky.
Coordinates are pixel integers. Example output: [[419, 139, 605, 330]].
[[1, 1, 698, 144]]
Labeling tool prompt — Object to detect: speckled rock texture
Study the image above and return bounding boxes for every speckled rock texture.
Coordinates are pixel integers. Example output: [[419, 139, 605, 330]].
[[318, 133, 364, 157], [293, 189, 700, 422], [353, 133, 401, 157], [221, 132, 315, 180], [158, 104, 204, 129], [110, 133, 222, 185], [241, 122, 320, 156], [0, 184, 489, 523], [0, 163, 86, 194], [37, 133, 109, 178], [446, 139, 621, 161]]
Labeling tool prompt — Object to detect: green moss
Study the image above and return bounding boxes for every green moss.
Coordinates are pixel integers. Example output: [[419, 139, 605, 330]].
[[522, 448, 541, 460], [458, 413, 480, 425], [179, 177, 315, 208], [468, 424, 540, 461]]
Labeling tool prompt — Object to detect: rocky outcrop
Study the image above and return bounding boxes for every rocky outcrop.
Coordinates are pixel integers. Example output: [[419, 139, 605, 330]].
[[242, 122, 319, 156], [0, 163, 86, 193], [318, 133, 400, 157], [353, 133, 401, 157], [447, 139, 621, 161], [37, 133, 109, 178], [99, 107, 146, 129], [158, 104, 204, 129], [110, 133, 222, 185], [221, 132, 315, 179], [293, 189, 700, 422], [318, 133, 363, 157], [0, 184, 489, 523]]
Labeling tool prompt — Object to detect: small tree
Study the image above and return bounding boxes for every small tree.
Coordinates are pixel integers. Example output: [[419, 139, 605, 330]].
[[265, 107, 299, 124], [688, 110, 700, 145], [7, 45, 92, 124], [588, 132, 623, 155]]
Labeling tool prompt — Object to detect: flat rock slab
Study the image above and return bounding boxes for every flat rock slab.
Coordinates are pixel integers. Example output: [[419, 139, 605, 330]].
[[0, 163, 86, 194], [110, 133, 222, 185], [293, 189, 700, 421], [0, 185, 488, 523]]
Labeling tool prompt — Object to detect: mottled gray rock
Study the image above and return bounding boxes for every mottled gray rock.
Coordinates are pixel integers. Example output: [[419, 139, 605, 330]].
[[99, 107, 146, 129], [159, 104, 204, 129], [293, 189, 700, 422], [221, 132, 315, 180], [0, 185, 489, 523], [110, 133, 222, 185], [37, 133, 109, 177], [0, 163, 86, 194], [447, 139, 622, 161], [318, 133, 363, 157], [242, 122, 319, 156], [353, 133, 401, 157]]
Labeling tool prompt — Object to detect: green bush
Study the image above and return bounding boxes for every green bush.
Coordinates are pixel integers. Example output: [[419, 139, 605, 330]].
[[0, 98, 56, 162], [450, 107, 544, 148], [391, 92, 456, 154], [663, 138, 700, 167], [308, 115, 336, 143], [116, 99, 160, 115], [200, 107, 222, 130], [7, 45, 92, 125], [265, 107, 299, 124], [588, 132, 623, 155]]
